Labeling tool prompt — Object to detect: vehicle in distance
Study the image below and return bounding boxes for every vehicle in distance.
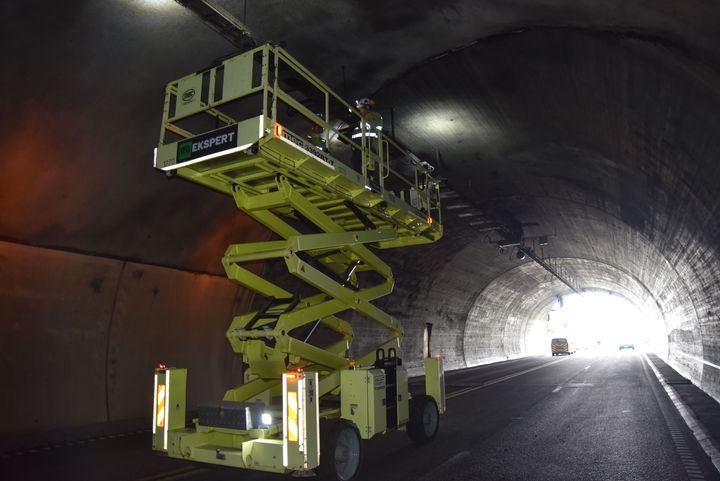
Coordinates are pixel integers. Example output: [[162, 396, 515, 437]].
[[551, 337, 573, 356], [619, 343, 635, 350]]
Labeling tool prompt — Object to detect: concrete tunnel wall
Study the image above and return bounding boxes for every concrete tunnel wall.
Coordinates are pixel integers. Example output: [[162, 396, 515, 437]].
[[463, 259, 670, 367], [0, 241, 251, 441]]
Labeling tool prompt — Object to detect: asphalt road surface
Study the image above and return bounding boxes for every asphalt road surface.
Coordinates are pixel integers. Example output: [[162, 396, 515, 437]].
[[4, 351, 718, 480]]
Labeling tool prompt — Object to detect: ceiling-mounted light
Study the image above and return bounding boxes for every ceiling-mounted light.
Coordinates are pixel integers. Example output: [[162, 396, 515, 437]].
[[498, 240, 521, 249], [136, 0, 176, 10]]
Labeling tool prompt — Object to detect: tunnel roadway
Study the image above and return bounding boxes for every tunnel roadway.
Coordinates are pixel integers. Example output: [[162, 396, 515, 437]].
[[3, 352, 718, 481]]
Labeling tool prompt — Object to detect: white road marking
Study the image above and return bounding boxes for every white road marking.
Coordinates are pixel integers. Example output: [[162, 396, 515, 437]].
[[417, 451, 471, 481], [447, 356, 571, 399], [552, 385, 563, 393]]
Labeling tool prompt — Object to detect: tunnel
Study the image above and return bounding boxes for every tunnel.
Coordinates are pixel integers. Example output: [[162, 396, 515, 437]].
[[3, 1, 720, 480]]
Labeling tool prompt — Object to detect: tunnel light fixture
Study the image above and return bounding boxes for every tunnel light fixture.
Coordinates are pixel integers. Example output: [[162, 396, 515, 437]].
[[170, 0, 257, 51], [138, 0, 176, 10], [498, 240, 521, 249]]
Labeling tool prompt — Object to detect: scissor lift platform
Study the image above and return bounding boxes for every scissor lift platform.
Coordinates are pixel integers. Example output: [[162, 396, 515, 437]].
[[154, 45, 441, 248], [151, 43, 445, 479]]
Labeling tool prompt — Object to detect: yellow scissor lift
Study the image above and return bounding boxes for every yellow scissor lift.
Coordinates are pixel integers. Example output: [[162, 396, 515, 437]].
[[151, 44, 446, 480]]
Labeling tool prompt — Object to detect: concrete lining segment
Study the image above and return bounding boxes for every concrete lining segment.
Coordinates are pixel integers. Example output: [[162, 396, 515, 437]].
[[105, 260, 241, 421], [0, 241, 120, 432], [0, 241, 250, 437]]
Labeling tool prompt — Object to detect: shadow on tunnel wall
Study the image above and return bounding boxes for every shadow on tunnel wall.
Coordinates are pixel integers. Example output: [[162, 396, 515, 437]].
[[0, 241, 252, 450]]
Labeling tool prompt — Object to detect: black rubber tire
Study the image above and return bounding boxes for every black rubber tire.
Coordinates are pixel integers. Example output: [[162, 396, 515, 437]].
[[407, 394, 439, 444], [317, 419, 363, 481]]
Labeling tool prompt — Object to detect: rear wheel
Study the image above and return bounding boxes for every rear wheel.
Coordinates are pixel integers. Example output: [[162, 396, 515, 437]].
[[317, 419, 362, 481], [407, 394, 439, 444]]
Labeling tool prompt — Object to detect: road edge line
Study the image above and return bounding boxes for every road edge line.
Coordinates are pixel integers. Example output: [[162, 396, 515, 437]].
[[643, 352, 720, 474]]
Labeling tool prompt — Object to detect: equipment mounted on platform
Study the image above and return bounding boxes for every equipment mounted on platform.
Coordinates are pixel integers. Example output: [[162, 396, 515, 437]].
[[151, 42, 445, 480]]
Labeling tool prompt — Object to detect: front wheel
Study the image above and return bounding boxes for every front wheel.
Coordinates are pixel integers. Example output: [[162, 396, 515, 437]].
[[317, 419, 362, 481], [407, 394, 439, 444]]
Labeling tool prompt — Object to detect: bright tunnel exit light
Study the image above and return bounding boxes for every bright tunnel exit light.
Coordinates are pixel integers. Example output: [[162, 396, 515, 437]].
[[546, 291, 665, 354], [132, 0, 177, 11]]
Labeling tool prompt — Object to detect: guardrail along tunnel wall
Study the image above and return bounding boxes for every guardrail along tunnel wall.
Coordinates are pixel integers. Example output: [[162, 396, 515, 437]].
[[3, 0, 720, 443]]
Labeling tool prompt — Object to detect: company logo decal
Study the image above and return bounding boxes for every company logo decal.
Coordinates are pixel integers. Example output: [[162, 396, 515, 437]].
[[182, 88, 196, 102], [177, 125, 238, 163]]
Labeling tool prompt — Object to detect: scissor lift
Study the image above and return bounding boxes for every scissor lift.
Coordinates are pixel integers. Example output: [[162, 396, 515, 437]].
[[151, 44, 445, 480]]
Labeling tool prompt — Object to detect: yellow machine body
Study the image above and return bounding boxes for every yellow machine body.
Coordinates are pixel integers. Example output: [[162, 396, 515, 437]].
[[151, 43, 445, 474], [340, 369, 387, 439]]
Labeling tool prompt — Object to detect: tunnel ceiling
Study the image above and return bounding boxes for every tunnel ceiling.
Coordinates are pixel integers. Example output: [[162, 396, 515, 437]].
[[3, 1, 720, 375]]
